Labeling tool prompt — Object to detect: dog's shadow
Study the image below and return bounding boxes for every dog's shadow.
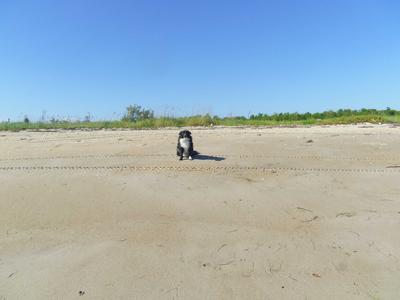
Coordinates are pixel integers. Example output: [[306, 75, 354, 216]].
[[194, 154, 225, 161]]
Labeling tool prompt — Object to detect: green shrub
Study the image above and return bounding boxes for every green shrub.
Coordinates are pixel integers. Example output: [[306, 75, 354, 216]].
[[122, 104, 154, 122]]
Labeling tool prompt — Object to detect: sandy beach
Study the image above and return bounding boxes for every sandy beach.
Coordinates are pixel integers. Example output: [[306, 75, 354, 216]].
[[1, 124, 400, 299]]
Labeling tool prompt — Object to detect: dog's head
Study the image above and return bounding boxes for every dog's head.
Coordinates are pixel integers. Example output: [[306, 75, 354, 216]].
[[178, 130, 192, 139]]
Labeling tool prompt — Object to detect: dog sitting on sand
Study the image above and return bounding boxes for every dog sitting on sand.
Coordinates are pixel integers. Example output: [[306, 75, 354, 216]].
[[176, 130, 197, 160]]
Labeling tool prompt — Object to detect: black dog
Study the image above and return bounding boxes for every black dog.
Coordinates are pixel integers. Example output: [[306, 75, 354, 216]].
[[176, 130, 197, 160]]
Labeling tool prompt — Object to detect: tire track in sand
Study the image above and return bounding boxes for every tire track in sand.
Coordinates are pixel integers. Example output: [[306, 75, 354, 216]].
[[0, 165, 399, 174], [0, 153, 399, 162]]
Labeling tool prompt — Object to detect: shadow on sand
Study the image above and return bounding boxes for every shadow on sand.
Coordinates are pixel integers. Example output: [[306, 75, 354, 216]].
[[194, 154, 225, 161]]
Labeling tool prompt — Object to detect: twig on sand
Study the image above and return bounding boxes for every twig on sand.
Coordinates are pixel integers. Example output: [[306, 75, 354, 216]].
[[217, 260, 234, 267], [302, 216, 318, 223], [336, 212, 355, 218], [288, 275, 298, 281], [217, 244, 227, 252], [297, 207, 313, 213]]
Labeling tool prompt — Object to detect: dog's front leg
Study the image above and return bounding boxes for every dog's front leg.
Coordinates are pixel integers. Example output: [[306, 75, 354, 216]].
[[177, 147, 184, 160], [188, 149, 193, 160], [188, 144, 194, 160]]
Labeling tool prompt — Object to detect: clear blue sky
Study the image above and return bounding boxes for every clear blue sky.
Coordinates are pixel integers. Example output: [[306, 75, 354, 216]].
[[1, 0, 400, 121]]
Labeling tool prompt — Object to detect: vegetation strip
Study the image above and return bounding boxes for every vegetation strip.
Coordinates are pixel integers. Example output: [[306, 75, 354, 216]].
[[1, 107, 399, 131]]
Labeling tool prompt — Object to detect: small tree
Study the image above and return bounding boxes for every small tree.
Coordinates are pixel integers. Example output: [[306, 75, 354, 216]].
[[24, 116, 30, 124], [84, 113, 91, 122], [122, 105, 154, 122]]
